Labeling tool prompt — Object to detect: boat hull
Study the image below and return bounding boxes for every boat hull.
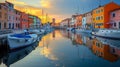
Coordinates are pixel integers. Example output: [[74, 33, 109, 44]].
[[8, 34, 38, 50], [92, 29, 120, 39]]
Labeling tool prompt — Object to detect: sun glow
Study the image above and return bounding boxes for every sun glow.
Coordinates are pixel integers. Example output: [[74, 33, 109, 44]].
[[40, 0, 51, 8]]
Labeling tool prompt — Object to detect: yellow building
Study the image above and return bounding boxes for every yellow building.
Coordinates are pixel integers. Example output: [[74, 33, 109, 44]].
[[92, 2, 120, 28]]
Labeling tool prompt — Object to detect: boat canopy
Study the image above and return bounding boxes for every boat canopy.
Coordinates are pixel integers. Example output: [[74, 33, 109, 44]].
[[11, 34, 31, 38]]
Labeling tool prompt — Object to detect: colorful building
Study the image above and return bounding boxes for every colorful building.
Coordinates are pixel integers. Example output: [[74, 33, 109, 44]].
[[92, 2, 120, 28], [0, 3, 8, 30], [29, 15, 41, 28], [60, 18, 71, 28], [82, 14, 86, 29], [20, 12, 29, 29], [36, 17, 41, 28], [75, 14, 82, 28], [6, 1, 15, 29], [14, 9, 21, 29], [85, 11, 93, 29], [110, 8, 120, 29], [69, 15, 77, 28]]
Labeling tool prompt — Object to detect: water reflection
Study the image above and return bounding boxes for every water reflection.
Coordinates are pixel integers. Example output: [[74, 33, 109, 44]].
[[39, 32, 59, 61], [60, 30, 120, 62], [92, 38, 118, 62], [0, 42, 38, 67], [1, 30, 120, 67]]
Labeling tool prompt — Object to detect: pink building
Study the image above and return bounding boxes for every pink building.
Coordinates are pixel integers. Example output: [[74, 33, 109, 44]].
[[20, 12, 29, 29], [6, 1, 15, 29], [14, 9, 21, 29], [110, 8, 120, 29]]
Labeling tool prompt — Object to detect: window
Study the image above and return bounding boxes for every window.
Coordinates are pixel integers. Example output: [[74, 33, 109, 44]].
[[96, 10, 98, 13], [98, 16, 100, 20], [16, 23, 17, 28], [101, 9, 103, 12], [12, 23, 14, 29], [0, 5, 1, 9], [9, 16, 11, 20], [9, 23, 11, 29], [114, 23, 116, 27], [101, 16, 103, 20], [0, 12, 1, 18], [119, 22, 120, 28], [98, 10, 100, 13], [112, 13, 116, 17], [0, 23, 1, 29], [4, 22, 6, 28], [96, 17, 98, 20]]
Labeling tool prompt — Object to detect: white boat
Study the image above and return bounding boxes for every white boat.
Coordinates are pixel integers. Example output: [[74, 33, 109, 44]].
[[92, 29, 120, 39], [67, 28, 74, 31], [76, 29, 92, 34], [7, 33, 38, 50]]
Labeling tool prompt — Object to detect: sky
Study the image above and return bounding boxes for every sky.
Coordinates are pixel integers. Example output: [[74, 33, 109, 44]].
[[0, 0, 120, 23]]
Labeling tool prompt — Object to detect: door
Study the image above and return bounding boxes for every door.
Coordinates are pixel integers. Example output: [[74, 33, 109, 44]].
[[119, 22, 120, 29]]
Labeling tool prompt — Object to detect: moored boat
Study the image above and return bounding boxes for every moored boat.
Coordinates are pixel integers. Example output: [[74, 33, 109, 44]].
[[29, 29, 45, 36], [76, 29, 92, 34], [7, 33, 38, 50], [92, 29, 120, 39]]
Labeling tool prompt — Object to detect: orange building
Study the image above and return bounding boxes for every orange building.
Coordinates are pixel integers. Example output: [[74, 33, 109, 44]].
[[92, 38, 118, 62], [75, 14, 82, 28], [92, 2, 120, 28]]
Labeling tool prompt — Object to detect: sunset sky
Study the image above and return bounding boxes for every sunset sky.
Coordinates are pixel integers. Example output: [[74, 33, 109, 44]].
[[0, 0, 120, 23]]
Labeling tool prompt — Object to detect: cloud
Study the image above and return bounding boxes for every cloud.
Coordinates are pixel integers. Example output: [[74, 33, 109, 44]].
[[40, 0, 52, 8], [7, 0, 27, 5]]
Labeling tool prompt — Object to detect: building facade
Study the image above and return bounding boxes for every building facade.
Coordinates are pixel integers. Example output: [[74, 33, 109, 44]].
[[110, 9, 120, 29], [92, 2, 120, 29], [85, 11, 93, 29], [0, 3, 8, 30], [60, 18, 71, 28], [69, 15, 77, 28], [6, 1, 15, 29], [20, 12, 29, 29], [14, 9, 21, 29], [75, 14, 82, 28], [82, 14, 86, 29]]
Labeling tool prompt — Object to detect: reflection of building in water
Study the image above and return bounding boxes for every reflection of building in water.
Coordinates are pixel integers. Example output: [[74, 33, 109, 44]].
[[75, 34, 83, 45], [52, 31, 55, 38], [85, 37, 93, 49], [92, 38, 118, 62], [110, 47, 120, 57]]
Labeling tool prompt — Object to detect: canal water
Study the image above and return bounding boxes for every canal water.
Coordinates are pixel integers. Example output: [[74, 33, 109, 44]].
[[0, 30, 120, 67]]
